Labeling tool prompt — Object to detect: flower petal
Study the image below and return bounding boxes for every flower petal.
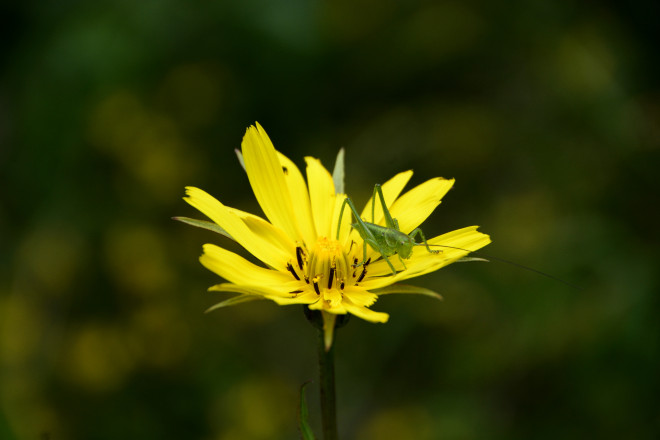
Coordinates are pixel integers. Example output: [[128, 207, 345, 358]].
[[277, 152, 317, 246], [308, 299, 347, 314], [305, 157, 336, 238], [388, 177, 455, 234], [200, 243, 293, 286], [185, 187, 292, 269], [332, 194, 352, 245], [209, 282, 319, 305], [242, 123, 301, 241], [342, 287, 378, 307], [342, 298, 389, 323]]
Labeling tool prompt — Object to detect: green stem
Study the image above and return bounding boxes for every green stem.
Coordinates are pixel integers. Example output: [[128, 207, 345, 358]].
[[318, 328, 338, 440]]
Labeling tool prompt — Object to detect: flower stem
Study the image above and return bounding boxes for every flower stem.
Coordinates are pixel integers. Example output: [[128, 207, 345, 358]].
[[318, 327, 338, 440]]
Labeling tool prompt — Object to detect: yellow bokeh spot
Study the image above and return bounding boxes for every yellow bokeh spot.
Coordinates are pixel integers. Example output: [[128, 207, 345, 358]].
[[0, 295, 42, 366], [63, 324, 134, 393], [103, 224, 174, 297], [209, 377, 294, 440], [88, 90, 200, 201]]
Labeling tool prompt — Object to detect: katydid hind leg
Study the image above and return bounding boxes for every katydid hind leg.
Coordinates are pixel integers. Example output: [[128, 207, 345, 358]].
[[373, 184, 399, 231], [336, 197, 352, 240], [338, 196, 376, 244]]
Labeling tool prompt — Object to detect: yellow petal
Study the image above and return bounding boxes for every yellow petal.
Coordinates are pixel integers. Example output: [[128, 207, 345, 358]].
[[277, 151, 317, 245], [324, 288, 343, 309], [388, 177, 455, 234], [331, 194, 352, 245], [342, 298, 389, 323], [428, 225, 491, 256], [342, 287, 378, 307], [209, 282, 319, 305], [241, 216, 298, 259], [185, 187, 292, 269], [305, 157, 336, 238], [308, 299, 347, 314], [200, 243, 292, 286], [242, 123, 301, 241]]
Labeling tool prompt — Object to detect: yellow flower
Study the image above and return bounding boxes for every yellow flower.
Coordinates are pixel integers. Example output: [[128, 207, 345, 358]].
[[181, 123, 490, 349]]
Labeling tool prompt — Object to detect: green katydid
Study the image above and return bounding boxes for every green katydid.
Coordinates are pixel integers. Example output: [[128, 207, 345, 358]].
[[335, 183, 580, 288], [337, 183, 440, 275]]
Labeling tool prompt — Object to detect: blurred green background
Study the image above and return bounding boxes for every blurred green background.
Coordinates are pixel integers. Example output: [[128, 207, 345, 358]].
[[1, 0, 658, 439]]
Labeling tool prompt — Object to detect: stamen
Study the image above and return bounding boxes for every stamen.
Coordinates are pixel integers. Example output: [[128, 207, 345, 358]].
[[357, 267, 367, 282], [296, 246, 305, 271], [304, 237, 352, 300], [328, 266, 335, 289], [286, 263, 300, 280]]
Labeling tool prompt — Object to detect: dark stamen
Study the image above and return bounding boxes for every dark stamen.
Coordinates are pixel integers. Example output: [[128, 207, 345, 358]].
[[340, 281, 345, 290], [304, 276, 309, 284], [357, 267, 367, 283], [290, 289, 304, 295], [327, 267, 335, 289], [296, 247, 304, 271], [313, 281, 321, 295], [286, 263, 300, 280]]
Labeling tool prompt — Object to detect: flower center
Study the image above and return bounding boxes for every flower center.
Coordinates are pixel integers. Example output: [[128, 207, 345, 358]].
[[307, 237, 350, 294], [286, 237, 373, 305]]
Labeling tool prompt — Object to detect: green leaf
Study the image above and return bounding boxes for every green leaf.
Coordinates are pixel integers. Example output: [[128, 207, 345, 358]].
[[204, 295, 264, 313], [235, 148, 246, 171], [298, 381, 316, 440], [172, 217, 235, 241], [372, 283, 443, 300], [332, 148, 345, 194], [456, 257, 489, 263]]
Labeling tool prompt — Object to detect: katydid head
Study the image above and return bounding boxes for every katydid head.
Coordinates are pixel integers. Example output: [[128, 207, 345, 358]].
[[396, 237, 415, 259]]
